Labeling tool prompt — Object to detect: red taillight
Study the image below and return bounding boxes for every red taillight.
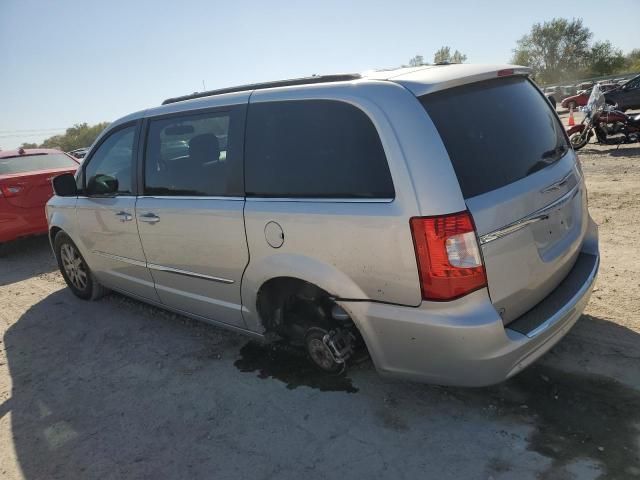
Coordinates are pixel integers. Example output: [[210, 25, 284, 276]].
[[0, 185, 24, 197], [410, 211, 487, 301]]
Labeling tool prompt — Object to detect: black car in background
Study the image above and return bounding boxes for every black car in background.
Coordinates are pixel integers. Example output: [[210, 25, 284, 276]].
[[605, 74, 640, 111], [68, 148, 89, 160]]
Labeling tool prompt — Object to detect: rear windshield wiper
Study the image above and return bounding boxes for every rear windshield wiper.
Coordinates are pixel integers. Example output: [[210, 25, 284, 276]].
[[541, 145, 568, 161], [527, 145, 568, 175]]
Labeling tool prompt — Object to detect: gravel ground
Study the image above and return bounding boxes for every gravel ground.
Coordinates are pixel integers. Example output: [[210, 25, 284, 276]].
[[1, 131, 639, 479]]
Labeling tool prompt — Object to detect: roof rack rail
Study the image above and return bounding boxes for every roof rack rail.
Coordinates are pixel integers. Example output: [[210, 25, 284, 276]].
[[161, 74, 362, 105]]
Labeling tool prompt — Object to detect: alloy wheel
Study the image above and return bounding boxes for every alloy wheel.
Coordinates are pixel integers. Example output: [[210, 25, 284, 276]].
[[60, 243, 88, 291]]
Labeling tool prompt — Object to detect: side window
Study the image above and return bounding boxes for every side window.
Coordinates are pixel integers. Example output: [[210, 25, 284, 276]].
[[84, 126, 136, 196], [245, 100, 394, 198], [144, 110, 241, 196]]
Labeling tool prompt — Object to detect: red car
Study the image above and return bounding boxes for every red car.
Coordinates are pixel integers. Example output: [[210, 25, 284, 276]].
[[0, 148, 79, 249], [561, 84, 618, 110]]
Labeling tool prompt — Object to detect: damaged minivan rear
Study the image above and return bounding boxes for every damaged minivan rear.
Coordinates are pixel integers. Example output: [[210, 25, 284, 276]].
[[344, 68, 599, 385], [47, 64, 598, 386]]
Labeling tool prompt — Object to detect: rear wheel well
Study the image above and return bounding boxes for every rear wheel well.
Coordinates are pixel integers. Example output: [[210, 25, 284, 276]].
[[257, 277, 330, 336], [256, 277, 358, 344], [256, 277, 365, 371]]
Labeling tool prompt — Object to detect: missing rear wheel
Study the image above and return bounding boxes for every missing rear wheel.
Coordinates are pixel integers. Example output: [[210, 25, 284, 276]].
[[305, 328, 345, 374]]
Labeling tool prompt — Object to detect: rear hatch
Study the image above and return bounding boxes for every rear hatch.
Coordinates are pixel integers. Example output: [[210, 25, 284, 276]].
[[420, 76, 588, 323], [0, 153, 78, 209]]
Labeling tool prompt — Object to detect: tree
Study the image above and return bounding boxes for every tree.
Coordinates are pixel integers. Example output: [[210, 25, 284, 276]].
[[451, 50, 467, 64], [588, 41, 626, 76], [434, 46, 467, 64], [19, 142, 38, 149], [625, 48, 640, 72], [408, 55, 426, 67], [434, 46, 450, 63], [39, 122, 109, 151], [512, 18, 593, 83]]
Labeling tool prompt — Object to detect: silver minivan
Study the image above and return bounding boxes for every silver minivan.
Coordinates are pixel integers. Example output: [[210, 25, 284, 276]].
[[47, 64, 599, 386]]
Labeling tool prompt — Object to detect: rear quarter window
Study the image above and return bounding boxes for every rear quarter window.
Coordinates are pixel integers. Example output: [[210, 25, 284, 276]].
[[245, 100, 394, 198], [420, 77, 569, 199]]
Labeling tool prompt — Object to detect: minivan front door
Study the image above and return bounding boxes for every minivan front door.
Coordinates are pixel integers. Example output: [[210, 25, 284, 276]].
[[136, 106, 248, 328], [76, 123, 159, 301]]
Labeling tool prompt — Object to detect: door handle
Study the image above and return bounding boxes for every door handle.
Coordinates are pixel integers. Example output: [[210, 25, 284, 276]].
[[139, 213, 160, 224], [115, 211, 133, 222]]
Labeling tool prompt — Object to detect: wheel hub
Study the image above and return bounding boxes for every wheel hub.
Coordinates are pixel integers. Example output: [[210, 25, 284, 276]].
[[61, 243, 88, 290], [308, 338, 336, 371]]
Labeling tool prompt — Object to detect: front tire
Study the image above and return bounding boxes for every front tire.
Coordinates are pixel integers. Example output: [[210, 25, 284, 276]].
[[54, 232, 108, 300], [569, 131, 590, 150]]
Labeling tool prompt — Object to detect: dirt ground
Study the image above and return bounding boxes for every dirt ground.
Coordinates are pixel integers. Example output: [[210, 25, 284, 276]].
[[1, 128, 639, 479]]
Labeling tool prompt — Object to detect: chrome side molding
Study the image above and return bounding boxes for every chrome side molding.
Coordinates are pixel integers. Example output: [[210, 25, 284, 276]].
[[146, 263, 234, 284], [93, 250, 147, 268], [92, 251, 234, 284]]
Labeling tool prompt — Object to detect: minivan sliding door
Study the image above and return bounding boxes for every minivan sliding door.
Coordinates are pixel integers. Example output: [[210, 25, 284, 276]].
[[135, 105, 248, 328]]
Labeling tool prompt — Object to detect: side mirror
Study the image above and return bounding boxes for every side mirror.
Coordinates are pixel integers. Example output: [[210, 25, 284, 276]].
[[87, 174, 118, 196], [52, 173, 78, 197]]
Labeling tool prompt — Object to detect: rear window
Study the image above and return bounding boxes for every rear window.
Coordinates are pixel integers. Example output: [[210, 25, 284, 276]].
[[0, 153, 77, 175], [420, 77, 569, 199], [245, 100, 394, 198]]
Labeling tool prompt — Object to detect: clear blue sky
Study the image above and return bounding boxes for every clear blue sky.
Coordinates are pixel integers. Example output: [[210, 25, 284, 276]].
[[1, 0, 638, 149]]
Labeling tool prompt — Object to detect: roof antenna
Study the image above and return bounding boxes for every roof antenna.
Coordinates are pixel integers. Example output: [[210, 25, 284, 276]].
[[202, 80, 206, 91]]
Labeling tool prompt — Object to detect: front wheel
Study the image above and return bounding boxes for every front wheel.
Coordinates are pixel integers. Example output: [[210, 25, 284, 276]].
[[569, 131, 590, 150], [54, 232, 108, 300]]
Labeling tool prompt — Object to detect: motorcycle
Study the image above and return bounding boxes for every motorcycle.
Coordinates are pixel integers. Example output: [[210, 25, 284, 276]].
[[567, 84, 640, 150]]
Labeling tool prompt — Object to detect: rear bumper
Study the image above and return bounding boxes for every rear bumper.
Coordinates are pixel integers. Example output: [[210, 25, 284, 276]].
[[342, 223, 599, 387]]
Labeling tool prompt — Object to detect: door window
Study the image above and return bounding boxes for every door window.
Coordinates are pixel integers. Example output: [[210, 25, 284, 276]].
[[84, 125, 136, 195], [144, 110, 241, 196]]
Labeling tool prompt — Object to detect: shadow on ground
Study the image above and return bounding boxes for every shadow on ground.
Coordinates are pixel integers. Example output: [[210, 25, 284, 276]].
[[0, 236, 57, 286], [2, 290, 639, 479], [578, 145, 640, 157], [609, 146, 640, 157]]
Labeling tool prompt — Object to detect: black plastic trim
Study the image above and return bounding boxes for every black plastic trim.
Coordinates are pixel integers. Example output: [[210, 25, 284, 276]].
[[161, 74, 362, 105], [508, 252, 598, 335]]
